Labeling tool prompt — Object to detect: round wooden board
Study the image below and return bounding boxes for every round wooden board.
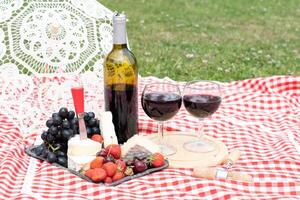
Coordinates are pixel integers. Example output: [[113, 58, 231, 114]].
[[146, 132, 228, 168]]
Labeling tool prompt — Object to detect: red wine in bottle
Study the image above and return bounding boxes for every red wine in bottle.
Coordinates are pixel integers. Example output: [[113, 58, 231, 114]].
[[104, 13, 138, 144]]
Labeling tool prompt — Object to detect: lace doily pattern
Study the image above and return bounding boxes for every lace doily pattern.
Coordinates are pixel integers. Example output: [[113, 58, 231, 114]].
[[99, 23, 113, 55], [0, 28, 5, 59], [0, 0, 113, 77], [16, 4, 91, 72], [0, 0, 23, 22]]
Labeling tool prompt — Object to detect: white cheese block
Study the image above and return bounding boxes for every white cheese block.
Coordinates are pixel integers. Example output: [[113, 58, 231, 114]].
[[67, 135, 102, 157], [99, 111, 118, 147], [121, 135, 161, 157], [68, 155, 95, 171], [67, 135, 102, 171]]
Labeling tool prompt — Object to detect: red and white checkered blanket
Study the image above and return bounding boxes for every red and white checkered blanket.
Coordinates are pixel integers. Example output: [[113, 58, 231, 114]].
[[0, 76, 299, 199]]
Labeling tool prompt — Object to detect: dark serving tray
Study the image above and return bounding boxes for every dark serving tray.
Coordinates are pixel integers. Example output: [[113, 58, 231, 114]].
[[25, 146, 169, 186]]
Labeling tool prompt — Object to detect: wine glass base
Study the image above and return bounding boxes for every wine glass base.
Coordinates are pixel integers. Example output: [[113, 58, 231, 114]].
[[183, 139, 216, 153], [158, 144, 177, 156]]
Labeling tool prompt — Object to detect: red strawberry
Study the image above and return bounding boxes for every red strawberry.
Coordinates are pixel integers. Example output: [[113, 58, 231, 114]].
[[91, 134, 103, 143], [149, 153, 165, 168], [91, 168, 107, 183], [115, 159, 126, 172], [102, 162, 117, 177], [104, 177, 112, 184], [105, 144, 121, 159], [85, 169, 94, 179], [90, 156, 104, 169], [112, 171, 125, 182]]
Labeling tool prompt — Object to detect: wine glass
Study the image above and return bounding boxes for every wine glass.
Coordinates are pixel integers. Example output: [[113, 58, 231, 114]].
[[141, 83, 182, 156], [183, 81, 221, 153]]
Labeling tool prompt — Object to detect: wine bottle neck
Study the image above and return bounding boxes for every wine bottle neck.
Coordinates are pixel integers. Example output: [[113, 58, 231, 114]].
[[113, 14, 127, 45], [113, 44, 128, 49]]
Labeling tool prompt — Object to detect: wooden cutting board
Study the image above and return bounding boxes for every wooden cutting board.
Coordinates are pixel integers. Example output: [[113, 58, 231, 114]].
[[146, 132, 228, 168]]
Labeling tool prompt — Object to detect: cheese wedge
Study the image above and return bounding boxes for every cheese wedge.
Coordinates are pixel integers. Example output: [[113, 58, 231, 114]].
[[67, 135, 102, 171], [121, 135, 160, 157], [99, 111, 118, 147], [68, 135, 102, 156]]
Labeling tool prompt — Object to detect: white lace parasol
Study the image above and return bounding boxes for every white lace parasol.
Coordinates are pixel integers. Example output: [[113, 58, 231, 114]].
[[0, 0, 114, 136], [0, 0, 113, 76]]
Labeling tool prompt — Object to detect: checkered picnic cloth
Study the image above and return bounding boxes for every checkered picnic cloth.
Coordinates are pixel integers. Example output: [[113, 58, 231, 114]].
[[0, 76, 299, 199]]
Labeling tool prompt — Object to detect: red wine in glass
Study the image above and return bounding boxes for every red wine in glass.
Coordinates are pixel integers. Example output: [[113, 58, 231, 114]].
[[141, 83, 182, 156], [183, 81, 222, 153], [142, 92, 182, 121], [183, 94, 221, 118]]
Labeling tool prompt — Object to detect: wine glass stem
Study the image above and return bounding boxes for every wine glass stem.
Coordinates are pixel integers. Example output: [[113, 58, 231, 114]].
[[158, 121, 164, 147], [198, 118, 204, 140]]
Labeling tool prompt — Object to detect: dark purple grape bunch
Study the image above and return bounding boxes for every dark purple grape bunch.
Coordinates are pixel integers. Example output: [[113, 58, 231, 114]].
[[36, 107, 101, 168], [83, 111, 101, 138], [45, 107, 76, 143]]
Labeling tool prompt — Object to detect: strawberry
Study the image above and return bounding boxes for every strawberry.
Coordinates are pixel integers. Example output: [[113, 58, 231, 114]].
[[104, 177, 112, 184], [149, 153, 165, 168], [91, 134, 104, 143], [115, 159, 126, 172], [84, 169, 94, 179], [112, 171, 125, 182], [102, 162, 117, 177], [105, 144, 121, 159], [90, 156, 104, 169], [91, 168, 107, 183]]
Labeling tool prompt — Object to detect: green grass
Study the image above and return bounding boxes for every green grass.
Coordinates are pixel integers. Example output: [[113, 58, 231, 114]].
[[100, 0, 300, 81]]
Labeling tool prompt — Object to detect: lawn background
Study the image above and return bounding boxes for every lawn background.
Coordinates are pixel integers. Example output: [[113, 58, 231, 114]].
[[100, 0, 300, 81]]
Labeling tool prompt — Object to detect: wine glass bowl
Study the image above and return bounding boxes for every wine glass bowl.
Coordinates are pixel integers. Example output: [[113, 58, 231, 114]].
[[142, 92, 182, 121], [183, 81, 221, 153], [141, 83, 182, 156], [183, 94, 221, 119]]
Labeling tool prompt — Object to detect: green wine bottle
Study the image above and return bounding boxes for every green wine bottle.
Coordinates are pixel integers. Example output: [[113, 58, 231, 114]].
[[104, 13, 138, 144]]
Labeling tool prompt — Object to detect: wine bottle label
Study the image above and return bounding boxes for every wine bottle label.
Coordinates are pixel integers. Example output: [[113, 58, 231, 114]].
[[105, 60, 136, 85]]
